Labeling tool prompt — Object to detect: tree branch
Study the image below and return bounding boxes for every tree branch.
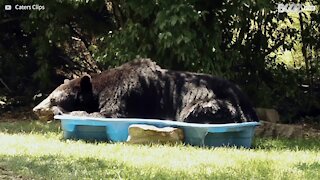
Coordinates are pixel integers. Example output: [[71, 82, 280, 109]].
[[110, 0, 125, 28], [0, 78, 11, 92]]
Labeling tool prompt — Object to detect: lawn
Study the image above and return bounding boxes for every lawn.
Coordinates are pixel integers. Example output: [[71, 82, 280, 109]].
[[0, 120, 320, 179]]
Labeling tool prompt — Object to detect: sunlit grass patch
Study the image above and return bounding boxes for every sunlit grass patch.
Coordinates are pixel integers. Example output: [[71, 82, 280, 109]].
[[0, 120, 320, 179]]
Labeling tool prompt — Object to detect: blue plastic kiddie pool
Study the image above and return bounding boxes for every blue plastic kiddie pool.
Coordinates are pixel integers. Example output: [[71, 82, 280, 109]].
[[54, 115, 260, 148]]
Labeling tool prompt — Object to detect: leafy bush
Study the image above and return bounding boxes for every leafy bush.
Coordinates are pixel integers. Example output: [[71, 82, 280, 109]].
[[1, 0, 320, 122]]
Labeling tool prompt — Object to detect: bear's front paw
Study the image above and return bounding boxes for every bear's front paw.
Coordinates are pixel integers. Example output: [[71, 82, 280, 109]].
[[52, 106, 64, 115]]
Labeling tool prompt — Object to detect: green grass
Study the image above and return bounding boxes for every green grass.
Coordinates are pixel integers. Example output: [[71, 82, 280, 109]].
[[0, 121, 320, 179]]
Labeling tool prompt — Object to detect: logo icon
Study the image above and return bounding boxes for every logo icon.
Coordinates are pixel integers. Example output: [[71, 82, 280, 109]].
[[5, 5, 12, 10], [277, 3, 316, 13]]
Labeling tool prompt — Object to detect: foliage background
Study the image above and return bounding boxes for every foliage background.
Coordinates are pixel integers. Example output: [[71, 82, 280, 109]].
[[0, 0, 319, 123]]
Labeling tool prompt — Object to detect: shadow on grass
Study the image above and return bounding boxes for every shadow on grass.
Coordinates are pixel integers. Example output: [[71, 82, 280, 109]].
[[0, 120, 61, 135], [1, 120, 320, 151], [294, 162, 320, 179], [296, 162, 320, 171], [252, 137, 320, 151], [0, 154, 198, 179], [0, 153, 285, 180]]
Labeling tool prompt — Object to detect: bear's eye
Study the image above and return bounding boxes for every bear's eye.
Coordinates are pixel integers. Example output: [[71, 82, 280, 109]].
[[50, 98, 56, 103]]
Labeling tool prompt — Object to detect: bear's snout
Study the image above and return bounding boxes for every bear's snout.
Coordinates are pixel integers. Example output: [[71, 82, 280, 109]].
[[33, 106, 54, 121], [33, 108, 54, 121], [33, 96, 55, 121]]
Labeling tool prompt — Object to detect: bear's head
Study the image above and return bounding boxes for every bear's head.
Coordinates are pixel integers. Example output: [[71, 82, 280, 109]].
[[33, 75, 99, 120]]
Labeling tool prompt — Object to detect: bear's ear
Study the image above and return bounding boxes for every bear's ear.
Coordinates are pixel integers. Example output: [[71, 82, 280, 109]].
[[80, 75, 92, 93], [64, 79, 70, 84]]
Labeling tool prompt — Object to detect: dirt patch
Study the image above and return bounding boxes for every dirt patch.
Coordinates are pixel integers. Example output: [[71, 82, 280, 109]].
[[255, 121, 320, 138], [1, 106, 320, 139], [0, 166, 27, 180], [0, 106, 37, 122]]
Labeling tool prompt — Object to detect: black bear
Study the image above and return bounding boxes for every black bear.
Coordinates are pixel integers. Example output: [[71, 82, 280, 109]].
[[33, 58, 259, 123]]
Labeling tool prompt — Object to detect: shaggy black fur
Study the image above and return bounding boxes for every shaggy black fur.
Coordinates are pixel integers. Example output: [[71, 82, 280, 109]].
[[33, 58, 259, 123]]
